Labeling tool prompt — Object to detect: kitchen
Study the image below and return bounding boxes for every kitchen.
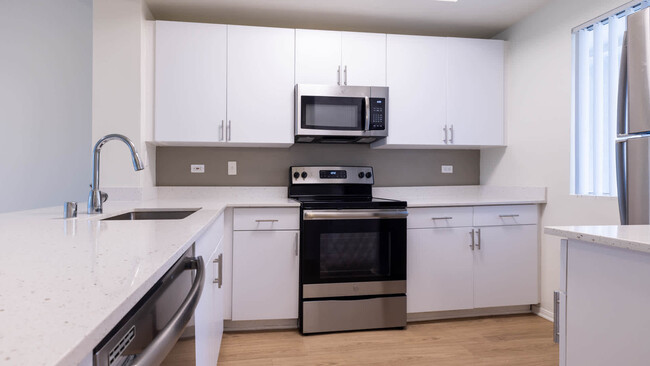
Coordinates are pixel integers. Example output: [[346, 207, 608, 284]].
[[0, 0, 645, 365]]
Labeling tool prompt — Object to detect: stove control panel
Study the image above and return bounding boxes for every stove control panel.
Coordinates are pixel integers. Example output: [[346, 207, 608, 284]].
[[290, 166, 374, 185]]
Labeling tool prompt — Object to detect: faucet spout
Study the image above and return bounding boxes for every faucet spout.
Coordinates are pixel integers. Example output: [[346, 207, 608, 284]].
[[88, 134, 144, 214]]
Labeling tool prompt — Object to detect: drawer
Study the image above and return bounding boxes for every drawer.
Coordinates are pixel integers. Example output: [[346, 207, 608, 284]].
[[473, 205, 538, 226], [407, 207, 473, 229], [233, 208, 300, 231]]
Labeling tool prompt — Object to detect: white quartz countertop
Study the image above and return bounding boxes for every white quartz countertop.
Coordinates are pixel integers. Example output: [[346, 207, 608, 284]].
[[545, 225, 650, 254], [0, 189, 298, 366], [0, 185, 544, 366], [375, 186, 546, 206]]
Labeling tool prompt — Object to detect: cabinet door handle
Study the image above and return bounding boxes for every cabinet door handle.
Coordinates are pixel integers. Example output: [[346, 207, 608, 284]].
[[255, 219, 279, 223], [449, 124, 454, 144], [469, 229, 475, 250], [295, 232, 299, 256], [432, 217, 453, 220], [337, 65, 341, 86], [443, 125, 448, 144], [219, 120, 224, 141], [227, 120, 232, 141], [344, 65, 348, 86], [476, 228, 481, 250], [553, 291, 560, 344], [213, 253, 223, 288], [499, 214, 520, 218]]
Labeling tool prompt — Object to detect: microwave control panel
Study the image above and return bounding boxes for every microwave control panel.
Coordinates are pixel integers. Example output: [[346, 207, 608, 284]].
[[369, 98, 386, 130]]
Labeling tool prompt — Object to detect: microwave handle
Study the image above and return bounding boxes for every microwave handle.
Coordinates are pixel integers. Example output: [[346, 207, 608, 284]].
[[365, 96, 370, 131]]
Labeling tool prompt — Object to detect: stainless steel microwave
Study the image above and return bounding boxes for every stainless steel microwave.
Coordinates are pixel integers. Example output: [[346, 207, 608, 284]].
[[295, 84, 388, 143]]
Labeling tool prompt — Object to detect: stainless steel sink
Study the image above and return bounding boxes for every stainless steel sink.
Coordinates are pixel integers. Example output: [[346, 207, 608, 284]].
[[102, 209, 200, 221]]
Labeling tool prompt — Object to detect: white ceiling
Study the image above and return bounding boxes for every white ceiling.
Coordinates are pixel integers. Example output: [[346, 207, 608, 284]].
[[146, 0, 552, 39]]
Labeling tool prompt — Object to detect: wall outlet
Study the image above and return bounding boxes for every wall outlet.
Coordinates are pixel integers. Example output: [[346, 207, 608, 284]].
[[441, 165, 453, 174], [228, 161, 237, 175], [190, 164, 205, 173]]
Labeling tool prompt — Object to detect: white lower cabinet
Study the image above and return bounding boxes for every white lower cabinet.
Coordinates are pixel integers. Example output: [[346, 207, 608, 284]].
[[407, 227, 474, 312], [193, 214, 225, 366], [473, 225, 538, 308], [232, 230, 300, 320], [406, 205, 539, 314]]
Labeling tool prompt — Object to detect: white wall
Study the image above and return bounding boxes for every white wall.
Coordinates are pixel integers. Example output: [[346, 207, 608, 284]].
[[92, 0, 149, 188], [482, 0, 627, 317], [0, 0, 92, 213]]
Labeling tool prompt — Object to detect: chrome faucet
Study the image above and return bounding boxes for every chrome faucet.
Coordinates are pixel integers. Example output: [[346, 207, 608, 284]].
[[88, 134, 144, 214]]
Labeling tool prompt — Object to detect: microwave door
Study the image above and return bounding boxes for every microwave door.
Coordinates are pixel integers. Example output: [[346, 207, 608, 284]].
[[301, 95, 365, 132]]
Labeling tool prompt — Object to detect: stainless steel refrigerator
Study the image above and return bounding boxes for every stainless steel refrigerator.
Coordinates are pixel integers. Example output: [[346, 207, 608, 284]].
[[617, 7, 650, 225]]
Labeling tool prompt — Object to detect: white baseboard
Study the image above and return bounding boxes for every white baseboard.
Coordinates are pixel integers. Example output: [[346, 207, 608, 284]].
[[224, 305, 542, 332], [407, 305, 531, 323], [532, 305, 554, 322], [225, 319, 298, 331]]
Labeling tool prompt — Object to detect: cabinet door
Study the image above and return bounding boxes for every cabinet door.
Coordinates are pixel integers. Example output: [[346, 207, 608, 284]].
[[155, 21, 227, 143], [447, 38, 504, 146], [227, 25, 295, 145], [407, 228, 474, 313], [295, 29, 342, 85], [378, 34, 447, 148], [473, 225, 538, 308], [232, 230, 299, 320], [341, 32, 386, 86], [194, 222, 223, 366]]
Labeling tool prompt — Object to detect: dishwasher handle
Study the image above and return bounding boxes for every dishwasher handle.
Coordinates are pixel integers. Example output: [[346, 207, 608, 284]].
[[132, 256, 205, 366]]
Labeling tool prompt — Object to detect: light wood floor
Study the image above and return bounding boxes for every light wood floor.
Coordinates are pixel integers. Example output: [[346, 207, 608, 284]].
[[163, 314, 558, 366]]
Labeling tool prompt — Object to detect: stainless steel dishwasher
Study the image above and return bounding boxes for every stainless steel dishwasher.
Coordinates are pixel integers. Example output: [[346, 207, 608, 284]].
[[93, 246, 204, 366]]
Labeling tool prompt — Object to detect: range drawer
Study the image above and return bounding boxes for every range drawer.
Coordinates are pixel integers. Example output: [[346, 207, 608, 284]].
[[473, 204, 537, 226], [407, 207, 473, 229], [233, 208, 300, 231]]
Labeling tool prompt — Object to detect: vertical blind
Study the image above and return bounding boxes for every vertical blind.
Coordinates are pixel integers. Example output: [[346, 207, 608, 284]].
[[571, 2, 648, 196]]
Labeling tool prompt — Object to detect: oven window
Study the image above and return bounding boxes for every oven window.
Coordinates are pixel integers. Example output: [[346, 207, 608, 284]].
[[319, 232, 390, 279], [301, 217, 406, 284], [301, 96, 364, 130]]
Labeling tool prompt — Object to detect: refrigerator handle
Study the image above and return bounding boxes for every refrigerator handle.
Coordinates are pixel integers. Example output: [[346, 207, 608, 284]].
[[616, 31, 629, 225]]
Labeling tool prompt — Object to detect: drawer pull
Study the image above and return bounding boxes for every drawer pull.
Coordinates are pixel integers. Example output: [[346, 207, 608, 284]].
[[255, 219, 279, 223], [499, 214, 520, 218], [431, 217, 453, 220]]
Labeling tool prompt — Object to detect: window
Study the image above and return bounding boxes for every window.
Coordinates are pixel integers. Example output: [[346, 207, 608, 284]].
[[571, 2, 648, 196]]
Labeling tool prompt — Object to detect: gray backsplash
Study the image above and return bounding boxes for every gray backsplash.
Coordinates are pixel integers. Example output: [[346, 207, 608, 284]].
[[156, 145, 479, 187]]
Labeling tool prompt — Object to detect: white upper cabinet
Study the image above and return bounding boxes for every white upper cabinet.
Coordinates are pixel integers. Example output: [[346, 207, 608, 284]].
[[374, 34, 447, 148], [296, 29, 386, 86], [447, 38, 505, 146], [341, 32, 386, 86], [375, 35, 505, 149], [154, 21, 504, 148], [227, 25, 295, 146], [154, 21, 227, 143], [295, 29, 342, 85]]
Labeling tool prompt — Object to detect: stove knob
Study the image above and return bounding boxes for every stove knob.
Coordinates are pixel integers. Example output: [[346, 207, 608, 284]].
[[301, 171, 308, 179], [365, 172, 372, 179], [358, 172, 364, 179], [293, 172, 300, 179]]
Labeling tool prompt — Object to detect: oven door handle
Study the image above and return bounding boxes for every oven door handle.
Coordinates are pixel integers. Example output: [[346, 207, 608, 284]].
[[303, 209, 408, 220], [132, 256, 205, 366]]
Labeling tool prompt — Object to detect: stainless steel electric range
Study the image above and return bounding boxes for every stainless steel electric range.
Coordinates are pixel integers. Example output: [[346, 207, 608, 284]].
[[289, 166, 408, 334]]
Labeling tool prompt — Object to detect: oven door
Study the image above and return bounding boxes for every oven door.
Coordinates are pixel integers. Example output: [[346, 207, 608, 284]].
[[301, 209, 407, 298]]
